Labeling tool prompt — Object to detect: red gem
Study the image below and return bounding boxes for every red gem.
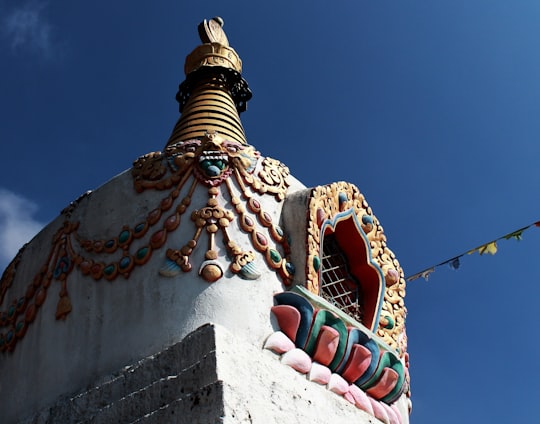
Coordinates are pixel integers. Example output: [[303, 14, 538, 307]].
[[256, 232, 268, 246], [164, 214, 179, 231], [263, 212, 272, 224], [250, 199, 261, 211], [91, 264, 102, 275], [147, 209, 161, 225], [316, 208, 326, 226], [79, 261, 91, 273], [151, 230, 166, 248]]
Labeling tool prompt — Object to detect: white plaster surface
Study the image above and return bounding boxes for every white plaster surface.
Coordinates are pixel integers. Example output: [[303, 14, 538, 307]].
[[0, 162, 306, 423], [214, 324, 384, 424], [17, 323, 390, 424]]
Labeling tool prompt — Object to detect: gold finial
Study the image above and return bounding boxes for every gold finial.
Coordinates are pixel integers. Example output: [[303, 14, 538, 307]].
[[166, 17, 252, 147], [198, 17, 229, 46], [185, 17, 242, 75]]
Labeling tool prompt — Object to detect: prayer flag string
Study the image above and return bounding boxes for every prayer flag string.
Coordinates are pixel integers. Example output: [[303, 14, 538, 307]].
[[405, 220, 540, 282]]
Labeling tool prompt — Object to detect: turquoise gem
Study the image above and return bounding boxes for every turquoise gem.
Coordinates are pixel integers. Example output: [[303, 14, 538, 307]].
[[270, 249, 281, 263], [313, 256, 321, 271], [383, 316, 395, 329], [104, 265, 116, 276], [137, 247, 149, 260], [119, 230, 130, 243]]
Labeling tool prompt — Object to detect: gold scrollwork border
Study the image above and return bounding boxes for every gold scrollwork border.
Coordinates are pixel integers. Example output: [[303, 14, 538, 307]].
[[306, 181, 407, 355]]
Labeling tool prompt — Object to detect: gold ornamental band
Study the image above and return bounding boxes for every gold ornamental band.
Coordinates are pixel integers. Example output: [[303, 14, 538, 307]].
[[184, 43, 242, 75]]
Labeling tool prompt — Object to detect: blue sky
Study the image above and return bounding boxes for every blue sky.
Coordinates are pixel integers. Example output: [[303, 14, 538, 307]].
[[1, 1, 540, 422]]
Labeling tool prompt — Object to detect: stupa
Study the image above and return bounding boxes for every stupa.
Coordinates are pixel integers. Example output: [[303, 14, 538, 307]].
[[0, 18, 411, 423]]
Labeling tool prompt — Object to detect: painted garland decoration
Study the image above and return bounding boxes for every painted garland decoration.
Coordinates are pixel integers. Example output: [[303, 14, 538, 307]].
[[0, 132, 294, 353], [306, 182, 407, 355], [134, 132, 293, 280]]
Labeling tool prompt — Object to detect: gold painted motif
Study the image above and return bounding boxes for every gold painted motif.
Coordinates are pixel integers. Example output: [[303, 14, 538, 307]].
[[184, 17, 242, 75], [0, 221, 79, 352], [135, 132, 290, 200], [0, 132, 293, 353], [306, 182, 407, 355]]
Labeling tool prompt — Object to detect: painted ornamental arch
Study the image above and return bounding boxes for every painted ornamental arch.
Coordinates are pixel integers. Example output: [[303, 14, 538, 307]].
[[318, 209, 385, 332], [266, 180, 411, 419], [305, 181, 407, 355]]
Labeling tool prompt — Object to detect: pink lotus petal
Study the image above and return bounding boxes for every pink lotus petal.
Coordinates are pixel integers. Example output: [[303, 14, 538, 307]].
[[369, 397, 390, 424], [308, 362, 331, 385], [382, 402, 401, 424], [327, 373, 349, 395], [348, 384, 373, 415], [264, 331, 295, 354], [281, 348, 312, 374], [343, 391, 356, 404]]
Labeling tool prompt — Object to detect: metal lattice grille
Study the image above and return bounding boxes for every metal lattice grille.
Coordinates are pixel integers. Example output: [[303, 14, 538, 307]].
[[320, 234, 364, 323]]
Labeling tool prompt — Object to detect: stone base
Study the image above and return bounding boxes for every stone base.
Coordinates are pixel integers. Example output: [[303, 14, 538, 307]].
[[19, 324, 382, 424]]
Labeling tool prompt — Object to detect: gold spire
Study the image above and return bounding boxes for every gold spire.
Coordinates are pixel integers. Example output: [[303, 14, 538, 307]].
[[165, 17, 252, 148]]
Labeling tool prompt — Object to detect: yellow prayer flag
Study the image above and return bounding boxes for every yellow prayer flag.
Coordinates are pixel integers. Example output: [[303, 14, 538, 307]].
[[478, 241, 497, 255]]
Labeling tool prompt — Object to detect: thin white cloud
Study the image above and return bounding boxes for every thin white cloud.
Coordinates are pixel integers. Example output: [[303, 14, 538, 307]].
[[0, 189, 44, 270], [2, 1, 54, 57]]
